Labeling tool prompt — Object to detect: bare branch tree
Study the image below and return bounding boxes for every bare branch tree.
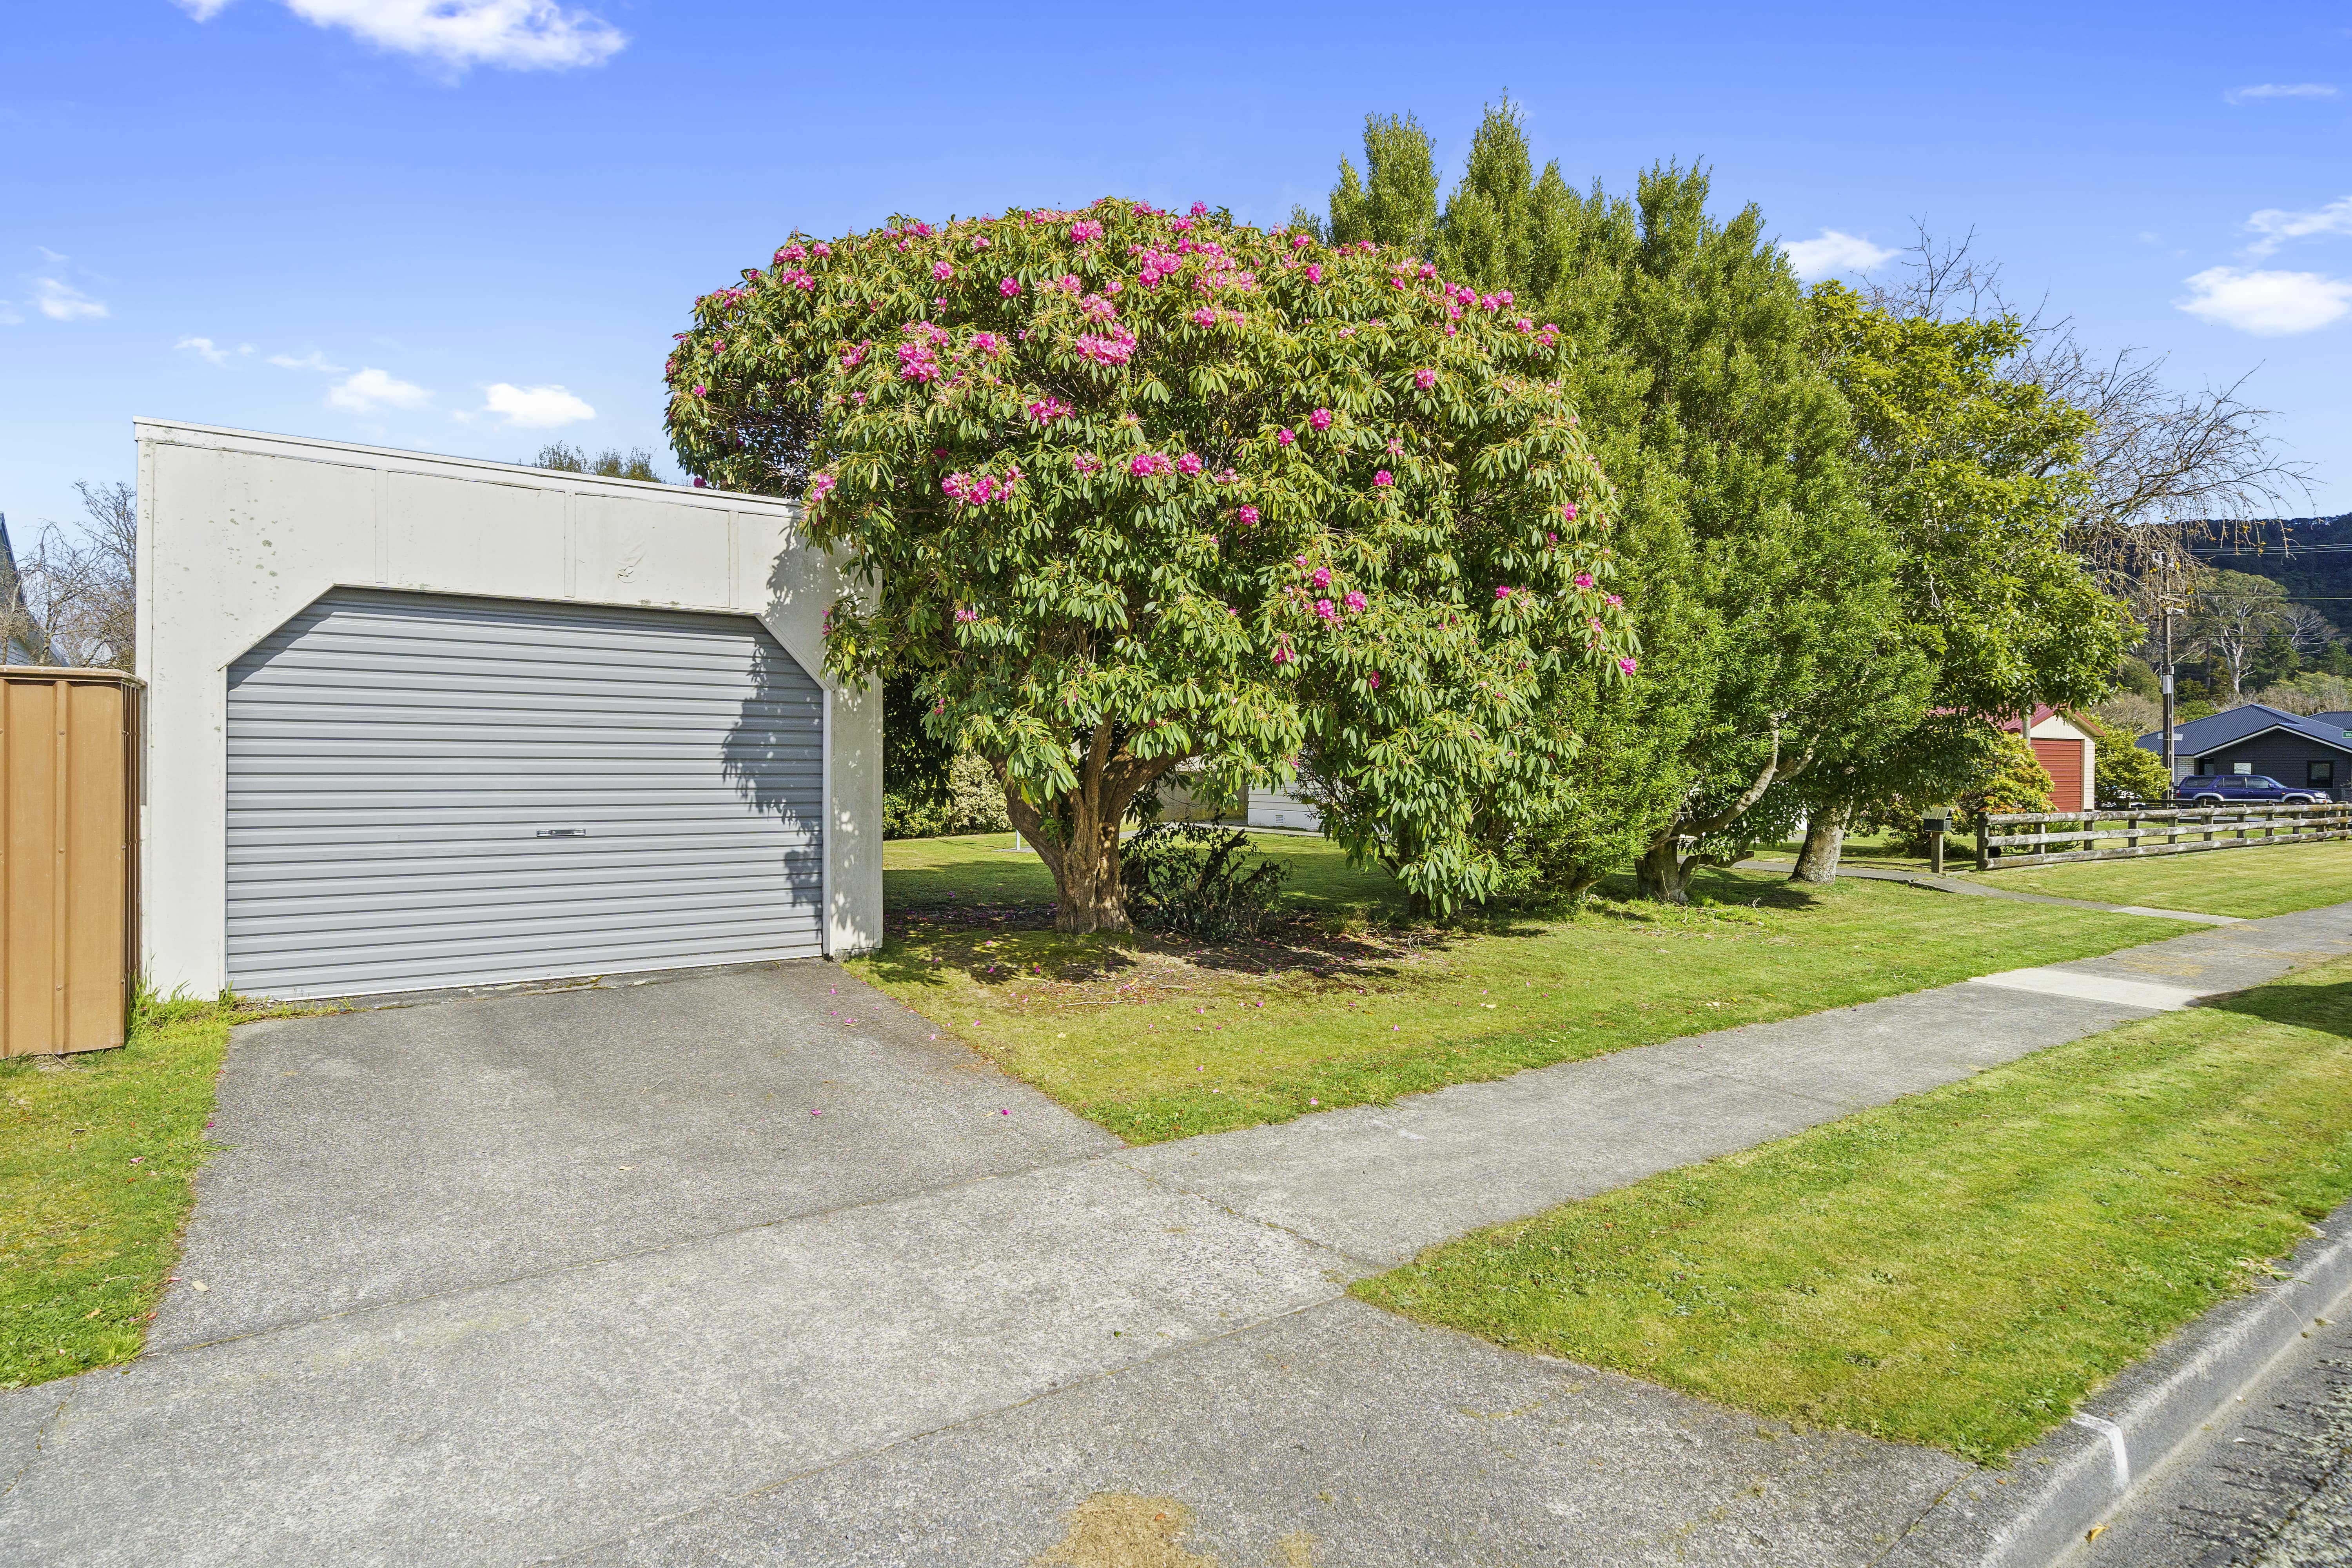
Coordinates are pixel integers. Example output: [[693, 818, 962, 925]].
[[10, 481, 137, 670]]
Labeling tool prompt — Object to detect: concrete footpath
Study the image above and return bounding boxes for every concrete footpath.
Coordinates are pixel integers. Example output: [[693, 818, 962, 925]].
[[4, 904, 2350, 1566]]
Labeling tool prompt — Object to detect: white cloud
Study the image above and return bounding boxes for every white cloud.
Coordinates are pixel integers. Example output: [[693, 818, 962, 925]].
[[327, 367, 431, 412], [2175, 266, 2352, 336], [475, 381, 595, 427], [1782, 229, 1898, 281], [2245, 194, 2352, 257], [267, 348, 347, 372], [175, 336, 245, 366], [34, 277, 107, 320], [178, 0, 624, 71], [2226, 83, 2339, 104]]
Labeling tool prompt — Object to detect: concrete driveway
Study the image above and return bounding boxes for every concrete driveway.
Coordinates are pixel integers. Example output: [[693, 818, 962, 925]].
[[0, 952, 2050, 1567]]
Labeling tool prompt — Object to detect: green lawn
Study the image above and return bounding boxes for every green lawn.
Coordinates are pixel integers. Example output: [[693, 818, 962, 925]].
[[856, 834, 2179, 1144], [1353, 955, 2352, 1463], [1976, 837, 2352, 919], [2, 997, 269, 1388]]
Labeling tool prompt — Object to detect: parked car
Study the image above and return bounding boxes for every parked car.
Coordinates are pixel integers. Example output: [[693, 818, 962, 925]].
[[2173, 774, 2325, 805]]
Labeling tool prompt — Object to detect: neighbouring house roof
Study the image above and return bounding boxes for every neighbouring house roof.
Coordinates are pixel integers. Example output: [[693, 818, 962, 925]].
[[1994, 704, 2095, 742], [2136, 702, 2352, 760]]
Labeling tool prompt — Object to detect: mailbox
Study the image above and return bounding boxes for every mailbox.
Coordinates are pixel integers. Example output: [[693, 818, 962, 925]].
[[1919, 808, 1953, 834]]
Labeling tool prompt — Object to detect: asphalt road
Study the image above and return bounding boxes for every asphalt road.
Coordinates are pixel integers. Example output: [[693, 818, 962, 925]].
[[2066, 1311, 2352, 1567]]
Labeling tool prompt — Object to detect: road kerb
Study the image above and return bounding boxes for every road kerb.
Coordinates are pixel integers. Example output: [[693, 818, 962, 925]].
[[1876, 1197, 2352, 1567]]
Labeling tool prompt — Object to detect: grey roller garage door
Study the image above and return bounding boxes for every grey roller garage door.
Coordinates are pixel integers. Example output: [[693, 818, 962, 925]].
[[226, 589, 825, 997]]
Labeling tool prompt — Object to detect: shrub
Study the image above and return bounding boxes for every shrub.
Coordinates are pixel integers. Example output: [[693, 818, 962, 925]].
[[2080, 715, 2176, 806], [1119, 823, 1289, 940]]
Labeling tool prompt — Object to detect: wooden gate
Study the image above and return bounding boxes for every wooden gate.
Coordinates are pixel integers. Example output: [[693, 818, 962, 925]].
[[1, 669, 142, 1055]]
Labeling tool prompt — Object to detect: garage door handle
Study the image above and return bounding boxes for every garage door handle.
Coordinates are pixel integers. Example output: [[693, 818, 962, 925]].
[[535, 828, 588, 838]]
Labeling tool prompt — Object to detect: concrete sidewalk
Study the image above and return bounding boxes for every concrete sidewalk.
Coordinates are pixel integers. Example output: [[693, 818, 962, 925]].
[[4, 902, 2348, 1566]]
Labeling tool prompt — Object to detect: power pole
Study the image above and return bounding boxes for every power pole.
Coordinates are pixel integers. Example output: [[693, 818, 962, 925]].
[[2157, 549, 2178, 782]]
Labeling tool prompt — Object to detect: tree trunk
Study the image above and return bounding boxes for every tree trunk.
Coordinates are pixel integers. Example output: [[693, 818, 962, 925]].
[[990, 727, 1181, 935], [1635, 837, 1692, 904], [1790, 807, 1849, 885]]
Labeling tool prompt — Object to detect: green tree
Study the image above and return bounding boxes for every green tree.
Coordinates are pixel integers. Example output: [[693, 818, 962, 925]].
[[667, 202, 1633, 931], [1786, 287, 2128, 881], [531, 442, 662, 482], [2190, 568, 2290, 700], [1323, 113, 1441, 256], [2081, 715, 2176, 805]]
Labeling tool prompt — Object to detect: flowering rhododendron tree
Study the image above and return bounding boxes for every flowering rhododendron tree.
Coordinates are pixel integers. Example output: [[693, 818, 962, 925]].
[[666, 199, 1635, 932]]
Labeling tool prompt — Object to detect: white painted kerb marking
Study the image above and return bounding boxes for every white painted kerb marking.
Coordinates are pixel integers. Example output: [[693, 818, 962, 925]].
[[2071, 1412, 2131, 1490], [1967, 968, 2206, 1011]]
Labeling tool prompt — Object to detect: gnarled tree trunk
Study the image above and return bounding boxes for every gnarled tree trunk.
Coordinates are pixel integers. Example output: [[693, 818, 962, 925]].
[[1790, 806, 1849, 885], [1635, 838, 1696, 904], [992, 723, 1180, 935]]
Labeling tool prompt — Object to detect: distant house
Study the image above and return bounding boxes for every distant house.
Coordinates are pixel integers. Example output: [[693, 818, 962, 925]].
[[1998, 706, 2097, 812], [2135, 703, 2352, 800], [0, 514, 47, 666], [1246, 783, 1322, 832]]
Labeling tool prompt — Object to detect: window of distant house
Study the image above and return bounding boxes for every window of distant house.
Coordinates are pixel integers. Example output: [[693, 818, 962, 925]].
[[2312, 760, 2335, 788], [2233, 762, 2254, 774]]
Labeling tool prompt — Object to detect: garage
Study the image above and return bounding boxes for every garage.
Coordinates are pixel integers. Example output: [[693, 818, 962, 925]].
[[225, 590, 826, 997], [137, 420, 882, 1001]]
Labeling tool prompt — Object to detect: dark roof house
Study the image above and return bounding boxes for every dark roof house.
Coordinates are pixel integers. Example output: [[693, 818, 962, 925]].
[[2138, 702, 2352, 799]]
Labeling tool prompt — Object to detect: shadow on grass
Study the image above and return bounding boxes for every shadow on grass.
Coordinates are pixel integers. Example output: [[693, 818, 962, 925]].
[[2203, 978, 2352, 1039]]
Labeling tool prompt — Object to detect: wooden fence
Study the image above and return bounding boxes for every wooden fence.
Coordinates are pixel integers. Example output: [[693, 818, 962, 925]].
[[1975, 802, 2352, 871], [1, 669, 142, 1056]]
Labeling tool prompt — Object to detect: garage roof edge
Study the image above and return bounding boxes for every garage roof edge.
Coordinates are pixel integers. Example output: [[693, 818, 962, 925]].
[[131, 418, 802, 514]]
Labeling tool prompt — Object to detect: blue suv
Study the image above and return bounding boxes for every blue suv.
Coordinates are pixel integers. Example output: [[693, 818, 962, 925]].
[[2174, 774, 2325, 804]]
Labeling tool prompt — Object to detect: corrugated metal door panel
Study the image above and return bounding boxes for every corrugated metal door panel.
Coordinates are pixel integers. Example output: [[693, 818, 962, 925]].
[[2031, 738, 2086, 812], [225, 589, 825, 998]]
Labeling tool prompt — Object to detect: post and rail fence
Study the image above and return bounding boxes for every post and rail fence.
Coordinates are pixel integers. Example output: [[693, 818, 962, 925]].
[[1974, 802, 2352, 871]]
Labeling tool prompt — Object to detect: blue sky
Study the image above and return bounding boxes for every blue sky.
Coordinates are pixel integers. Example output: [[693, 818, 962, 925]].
[[5, 0, 2348, 542]]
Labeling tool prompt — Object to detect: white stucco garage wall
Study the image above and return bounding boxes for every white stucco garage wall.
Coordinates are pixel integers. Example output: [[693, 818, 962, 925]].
[[134, 419, 882, 996]]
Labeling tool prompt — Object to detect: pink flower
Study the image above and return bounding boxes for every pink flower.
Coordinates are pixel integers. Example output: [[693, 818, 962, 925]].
[[969, 331, 1004, 357], [1445, 323, 1458, 337], [1574, 572, 1594, 588], [999, 276, 1022, 297], [1025, 396, 1073, 424], [1561, 502, 1579, 522], [1517, 318, 1534, 333], [1619, 657, 1638, 675], [1190, 201, 1209, 216], [1344, 590, 1367, 613], [971, 235, 991, 250], [1177, 452, 1203, 475], [1074, 453, 1103, 474], [1418, 263, 1436, 279], [1495, 585, 1514, 600], [1191, 306, 1217, 327], [1545, 530, 1556, 543], [1414, 368, 1436, 390], [1373, 470, 1393, 487], [1308, 408, 1332, 432], [1305, 263, 1323, 283], [813, 242, 831, 258], [777, 242, 807, 263], [690, 384, 707, 397], [1368, 673, 1380, 688], [933, 261, 954, 282], [1276, 428, 1295, 446], [933, 297, 947, 310], [1315, 598, 1337, 621], [1056, 273, 1082, 292], [1499, 289, 1514, 305], [1606, 594, 1622, 608], [1311, 567, 1331, 589], [1130, 452, 1174, 478], [1069, 219, 1105, 243], [1236, 505, 1259, 525], [1291, 234, 1312, 249], [807, 474, 837, 502], [1075, 323, 1138, 365], [1272, 644, 1296, 666], [1294, 555, 1308, 566], [955, 607, 979, 623]]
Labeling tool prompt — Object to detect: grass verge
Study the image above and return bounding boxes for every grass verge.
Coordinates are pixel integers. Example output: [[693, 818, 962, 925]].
[[1352, 955, 2352, 1463], [1978, 836, 2352, 919], [857, 835, 2178, 1145], [2, 995, 283, 1388]]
